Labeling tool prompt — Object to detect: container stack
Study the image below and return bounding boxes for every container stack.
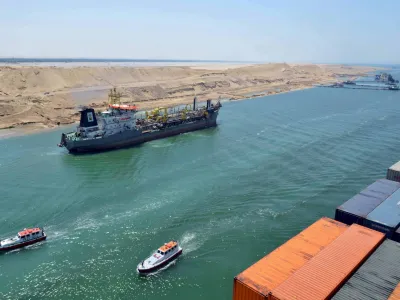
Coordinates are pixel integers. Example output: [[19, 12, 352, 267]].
[[388, 283, 400, 300], [233, 217, 347, 300], [363, 189, 400, 238], [332, 239, 400, 300], [233, 217, 385, 300], [233, 159, 400, 299], [387, 161, 400, 183], [335, 179, 400, 226], [335, 179, 400, 240]]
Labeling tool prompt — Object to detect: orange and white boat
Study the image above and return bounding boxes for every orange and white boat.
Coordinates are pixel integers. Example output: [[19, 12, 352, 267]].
[[137, 240, 182, 274], [0, 227, 46, 252]]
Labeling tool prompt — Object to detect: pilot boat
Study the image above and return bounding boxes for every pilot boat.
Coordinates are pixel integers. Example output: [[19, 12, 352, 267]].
[[137, 240, 182, 274], [0, 227, 47, 252]]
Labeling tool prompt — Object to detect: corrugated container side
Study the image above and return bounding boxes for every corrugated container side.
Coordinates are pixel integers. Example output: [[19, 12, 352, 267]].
[[362, 219, 394, 237], [387, 161, 400, 182], [365, 188, 400, 238], [388, 283, 400, 300], [335, 179, 400, 225], [335, 199, 368, 225], [232, 217, 348, 300], [331, 239, 400, 300], [233, 278, 266, 300], [269, 224, 385, 300]]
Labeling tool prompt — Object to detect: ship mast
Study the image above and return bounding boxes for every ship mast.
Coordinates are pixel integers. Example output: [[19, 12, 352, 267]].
[[108, 87, 123, 105]]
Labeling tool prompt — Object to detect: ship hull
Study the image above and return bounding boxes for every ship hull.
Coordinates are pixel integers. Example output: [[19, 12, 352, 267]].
[[137, 249, 183, 275], [64, 113, 218, 154], [0, 235, 47, 252]]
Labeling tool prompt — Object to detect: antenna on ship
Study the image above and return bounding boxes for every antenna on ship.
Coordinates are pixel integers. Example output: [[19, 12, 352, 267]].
[[108, 87, 122, 105], [193, 95, 197, 111]]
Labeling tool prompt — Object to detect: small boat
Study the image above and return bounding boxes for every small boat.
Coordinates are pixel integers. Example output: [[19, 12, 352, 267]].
[[343, 80, 356, 85], [0, 227, 47, 252], [137, 240, 182, 274]]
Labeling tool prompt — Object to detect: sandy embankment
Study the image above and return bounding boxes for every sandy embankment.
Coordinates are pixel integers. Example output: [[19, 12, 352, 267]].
[[0, 63, 380, 133]]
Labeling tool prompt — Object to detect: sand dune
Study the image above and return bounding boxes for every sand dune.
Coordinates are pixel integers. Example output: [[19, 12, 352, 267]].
[[0, 63, 381, 132]]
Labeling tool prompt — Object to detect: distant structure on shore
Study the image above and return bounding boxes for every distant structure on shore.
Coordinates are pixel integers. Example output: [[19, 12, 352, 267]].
[[316, 72, 399, 91]]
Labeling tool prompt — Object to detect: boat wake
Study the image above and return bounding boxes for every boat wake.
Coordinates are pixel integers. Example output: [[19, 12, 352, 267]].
[[148, 141, 174, 148], [43, 151, 63, 156], [179, 232, 203, 255]]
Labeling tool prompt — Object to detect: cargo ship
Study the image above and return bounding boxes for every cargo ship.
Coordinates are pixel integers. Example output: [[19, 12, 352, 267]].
[[375, 73, 399, 84], [232, 158, 400, 300], [58, 88, 222, 153]]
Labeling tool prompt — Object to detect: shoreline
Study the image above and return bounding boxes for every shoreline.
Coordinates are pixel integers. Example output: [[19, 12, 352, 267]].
[[0, 86, 311, 140], [0, 63, 386, 137]]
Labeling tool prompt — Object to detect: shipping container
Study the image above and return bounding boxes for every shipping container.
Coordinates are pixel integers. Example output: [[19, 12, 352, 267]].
[[232, 217, 348, 300], [335, 179, 400, 225], [388, 283, 400, 300], [387, 161, 400, 183], [331, 239, 400, 300], [269, 224, 385, 300], [364, 188, 400, 238], [394, 227, 400, 243]]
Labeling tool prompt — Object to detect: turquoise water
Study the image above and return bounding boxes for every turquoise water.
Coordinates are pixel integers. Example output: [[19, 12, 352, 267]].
[[1, 83, 400, 299]]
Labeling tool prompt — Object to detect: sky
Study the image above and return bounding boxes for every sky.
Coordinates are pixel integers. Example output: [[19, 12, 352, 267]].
[[1, 0, 399, 64]]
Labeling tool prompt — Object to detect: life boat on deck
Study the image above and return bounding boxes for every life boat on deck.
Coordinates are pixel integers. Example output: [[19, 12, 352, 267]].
[[108, 104, 138, 111]]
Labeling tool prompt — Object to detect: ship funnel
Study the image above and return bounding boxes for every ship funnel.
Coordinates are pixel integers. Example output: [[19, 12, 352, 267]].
[[193, 97, 197, 111], [206, 99, 211, 109], [79, 107, 98, 128]]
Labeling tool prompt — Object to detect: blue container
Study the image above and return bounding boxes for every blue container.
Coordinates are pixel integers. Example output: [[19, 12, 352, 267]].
[[335, 179, 400, 225], [364, 188, 400, 238]]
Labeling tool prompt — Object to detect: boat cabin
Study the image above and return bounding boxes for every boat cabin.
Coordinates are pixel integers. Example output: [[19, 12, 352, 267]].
[[157, 241, 178, 256], [18, 228, 42, 240]]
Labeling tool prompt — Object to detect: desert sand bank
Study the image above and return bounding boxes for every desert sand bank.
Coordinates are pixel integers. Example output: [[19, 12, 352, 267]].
[[0, 63, 382, 133]]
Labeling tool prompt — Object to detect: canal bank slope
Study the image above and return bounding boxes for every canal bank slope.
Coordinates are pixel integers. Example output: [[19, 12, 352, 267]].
[[0, 63, 381, 133]]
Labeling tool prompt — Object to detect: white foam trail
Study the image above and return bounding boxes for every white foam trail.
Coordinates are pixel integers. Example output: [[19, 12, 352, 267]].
[[44, 151, 62, 156], [179, 232, 203, 255], [74, 217, 102, 231], [149, 141, 174, 148]]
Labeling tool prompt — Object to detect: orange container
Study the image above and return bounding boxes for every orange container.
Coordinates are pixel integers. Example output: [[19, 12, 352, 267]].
[[388, 283, 400, 300], [232, 217, 348, 300], [269, 224, 385, 300]]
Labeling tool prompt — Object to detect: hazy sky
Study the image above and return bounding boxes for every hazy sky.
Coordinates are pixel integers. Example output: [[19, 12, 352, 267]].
[[1, 0, 399, 64]]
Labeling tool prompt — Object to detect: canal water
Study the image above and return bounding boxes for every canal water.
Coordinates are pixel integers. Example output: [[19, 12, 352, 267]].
[[1, 74, 400, 299]]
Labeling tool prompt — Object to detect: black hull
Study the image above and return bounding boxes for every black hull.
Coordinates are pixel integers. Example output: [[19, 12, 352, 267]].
[[137, 249, 183, 274], [65, 117, 218, 154]]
